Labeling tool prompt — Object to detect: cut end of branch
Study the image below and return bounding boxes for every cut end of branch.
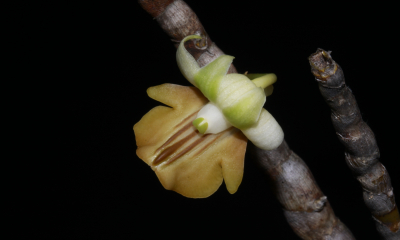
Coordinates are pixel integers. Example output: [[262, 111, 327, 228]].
[[309, 48, 337, 80], [309, 48, 345, 88]]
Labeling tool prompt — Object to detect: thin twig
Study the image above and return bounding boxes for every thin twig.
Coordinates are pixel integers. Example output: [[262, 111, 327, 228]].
[[139, 0, 355, 239], [309, 48, 400, 240]]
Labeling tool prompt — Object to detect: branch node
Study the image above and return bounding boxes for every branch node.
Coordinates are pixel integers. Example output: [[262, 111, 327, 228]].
[[313, 196, 328, 212]]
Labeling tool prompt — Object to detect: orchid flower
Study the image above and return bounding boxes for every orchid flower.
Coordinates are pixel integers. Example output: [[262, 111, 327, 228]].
[[134, 35, 284, 198]]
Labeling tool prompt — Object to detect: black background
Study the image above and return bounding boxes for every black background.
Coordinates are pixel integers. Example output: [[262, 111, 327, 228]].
[[16, 1, 399, 239]]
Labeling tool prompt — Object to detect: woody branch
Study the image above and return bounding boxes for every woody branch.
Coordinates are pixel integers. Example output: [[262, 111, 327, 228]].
[[138, 0, 355, 239], [309, 49, 400, 240]]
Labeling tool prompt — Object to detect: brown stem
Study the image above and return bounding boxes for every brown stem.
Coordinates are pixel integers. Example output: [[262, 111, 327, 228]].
[[138, 0, 236, 73], [309, 48, 400, 240], [251, 142, 355, 239], [139, 1, 355, 239]]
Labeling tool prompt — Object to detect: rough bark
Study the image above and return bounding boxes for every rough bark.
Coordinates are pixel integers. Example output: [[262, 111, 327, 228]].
[[251, 141, 355, 239], [139, 1, 355, 239], [309, 48, 400, 240]]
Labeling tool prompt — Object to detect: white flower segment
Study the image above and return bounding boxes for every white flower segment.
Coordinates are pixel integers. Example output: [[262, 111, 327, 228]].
[[194, 102, 232, 134], [241, 109, 284, 150]]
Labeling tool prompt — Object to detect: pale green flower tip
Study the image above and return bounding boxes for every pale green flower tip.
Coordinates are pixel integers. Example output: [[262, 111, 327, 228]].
[[192, 117, 208, 134], [178, 35, 203, 53], [181, 35, 202, 43], [176, 35, 203, 85], [224, 55, 235, 62], [250, 73, 277, 89]]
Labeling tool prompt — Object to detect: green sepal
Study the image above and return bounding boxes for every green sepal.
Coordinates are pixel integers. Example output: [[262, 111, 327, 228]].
[[246, 73, 266, 80], [176, 35, 202, 85], [194, 55, 234, 102], [248, 73, 277, 89], [222, 87, 265, 129]]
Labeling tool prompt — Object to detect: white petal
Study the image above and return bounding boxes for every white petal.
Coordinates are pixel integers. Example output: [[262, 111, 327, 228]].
[[242, 108, 284, 150], [195, 102, 232, 134]]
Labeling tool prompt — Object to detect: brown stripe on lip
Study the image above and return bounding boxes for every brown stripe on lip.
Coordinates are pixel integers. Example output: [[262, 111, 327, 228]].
[[153, 131, 198, 166], [192, 133, 225, 157], [155, 121, 193, 154], [174, 111, 199, 129], [153, 126, 241, 166], [165, 133, 212, 165], [154, 111, 199, 154]]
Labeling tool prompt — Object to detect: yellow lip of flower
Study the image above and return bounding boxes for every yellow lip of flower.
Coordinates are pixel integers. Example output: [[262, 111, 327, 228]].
[[134, 83, 247, 198], [134, 35, 284, 198]]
